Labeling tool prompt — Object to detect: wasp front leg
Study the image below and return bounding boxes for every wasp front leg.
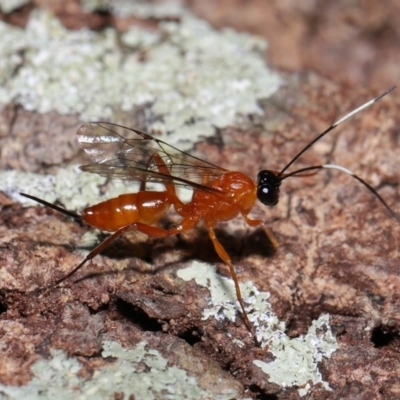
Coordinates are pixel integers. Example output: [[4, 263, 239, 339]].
[[242, 214, 279, 249]]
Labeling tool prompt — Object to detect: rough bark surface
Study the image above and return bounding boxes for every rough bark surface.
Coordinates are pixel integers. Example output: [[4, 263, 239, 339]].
[[1, 1, 400, 399]]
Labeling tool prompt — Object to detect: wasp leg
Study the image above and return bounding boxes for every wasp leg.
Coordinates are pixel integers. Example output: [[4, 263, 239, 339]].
[[205, 223, 254, 335], [242, 215, 278, 250], [55, 218, 197, 287]]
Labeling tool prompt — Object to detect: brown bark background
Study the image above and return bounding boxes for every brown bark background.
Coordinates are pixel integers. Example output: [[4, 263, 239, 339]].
[[1, 1, 400, 399]]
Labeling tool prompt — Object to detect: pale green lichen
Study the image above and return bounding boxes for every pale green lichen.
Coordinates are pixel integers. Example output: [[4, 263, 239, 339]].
[[0, 6, 280, 148], [0, 340, 246, 400], [177, 261, 339, 396], [253, 314, 338, 396], [0, 0, 29, 13], [83, 0, 185, 19], [111, 0, 185, 19], [2, 3, 281, 210], [81, 0, 111, 13]]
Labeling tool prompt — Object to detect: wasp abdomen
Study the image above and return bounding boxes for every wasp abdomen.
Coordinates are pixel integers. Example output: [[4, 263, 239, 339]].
[[82, 192, 171, 231]]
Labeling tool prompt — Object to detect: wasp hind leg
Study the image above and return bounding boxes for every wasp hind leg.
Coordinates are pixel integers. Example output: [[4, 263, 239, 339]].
[[54, 218, 197, 286]]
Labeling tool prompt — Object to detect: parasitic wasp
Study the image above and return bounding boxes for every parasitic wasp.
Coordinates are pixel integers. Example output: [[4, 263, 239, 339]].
[[21, 85, 398, 335]]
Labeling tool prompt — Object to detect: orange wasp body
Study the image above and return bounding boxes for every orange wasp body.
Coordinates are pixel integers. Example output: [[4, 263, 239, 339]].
[[23, 122, 272, 332], [21, 86, 398, 335]]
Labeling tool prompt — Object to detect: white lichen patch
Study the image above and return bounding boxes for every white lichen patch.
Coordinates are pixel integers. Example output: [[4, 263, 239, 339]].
[[0, 6, 280, 148], [253, 314, 338, 396], [0, 340, 246, 399], [81, 0, 111, 13], [83, 0, 185, 19], [178, 260, 254, 323], [0, 0, 29, 13], [177, 261, 338, 396]]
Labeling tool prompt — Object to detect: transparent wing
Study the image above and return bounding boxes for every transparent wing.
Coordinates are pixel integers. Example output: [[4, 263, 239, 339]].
[[77, 122, 227, 191]]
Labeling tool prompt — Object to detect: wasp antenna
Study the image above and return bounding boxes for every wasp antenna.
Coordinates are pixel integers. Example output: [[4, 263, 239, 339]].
[[281, 164, 399, 221], [19, 193, 82, 221], [279, 85, 397, 176], [321, 164, 399, 221], [333, 85, 396, 126]]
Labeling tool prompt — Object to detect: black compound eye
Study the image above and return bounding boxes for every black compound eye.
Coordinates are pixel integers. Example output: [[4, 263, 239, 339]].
[[257, 185, 279, 206], [257, 170, 281, 206]]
